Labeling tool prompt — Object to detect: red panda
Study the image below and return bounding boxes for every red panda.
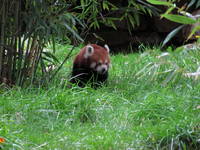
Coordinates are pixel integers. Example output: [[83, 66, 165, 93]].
[[70, 44, 111, 87]]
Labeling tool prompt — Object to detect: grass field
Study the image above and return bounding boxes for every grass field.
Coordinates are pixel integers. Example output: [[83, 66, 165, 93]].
[[0, 44, 200, 149]]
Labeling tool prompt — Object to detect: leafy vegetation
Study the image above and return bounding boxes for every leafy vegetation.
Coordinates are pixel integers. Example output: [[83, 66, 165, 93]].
[[74, 0, 159, 30], [0, 0, 161, 87], [0, 44, 200, 149], [1, 0, 200, 149], [147, 0, 200, 47], [0, 0, 83, 86]]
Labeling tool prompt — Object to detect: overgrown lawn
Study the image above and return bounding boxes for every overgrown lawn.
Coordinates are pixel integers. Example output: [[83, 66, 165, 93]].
[[0, 45, 200, 149]]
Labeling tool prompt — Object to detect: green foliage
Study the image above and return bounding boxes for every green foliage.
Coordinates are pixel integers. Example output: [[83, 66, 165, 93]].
[[147, 0, 173, 6], [0, 0, 162, 87], [161, 14, 196, 24], [188, 23, 200, 40], [162, 25, 185, 47], [0, 0, 84, 86], [148, 0, 200, 46], [0, 45, 200, 149], [188, 0, 200, 9], [74, 0, 159, 31]]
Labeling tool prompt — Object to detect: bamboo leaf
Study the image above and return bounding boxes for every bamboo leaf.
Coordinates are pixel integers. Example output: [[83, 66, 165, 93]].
[[162, 25, 185, 47], [42, 51, 60, 63], [90, 19, 100, 29], [107, 1, 118, 10], [63, 23, 83, 42], [52, 36, 56, 53], [81, 0, 85, 9], [188, 0, 196, 8], [147, 0, 174, 7], [128, 14, 135, 28], [41, 56, 56, 64], [102, 1, 109, 10], [163, 7, 175, 16], [107, 20, 117, 30], [187, 25, 200, 41], [161, 14, 197, 24], [196, 0, 200, 8], [133, 12, 140, 26]]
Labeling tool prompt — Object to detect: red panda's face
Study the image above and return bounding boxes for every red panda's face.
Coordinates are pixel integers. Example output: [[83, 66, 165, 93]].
[[84, 44, 110, 74]]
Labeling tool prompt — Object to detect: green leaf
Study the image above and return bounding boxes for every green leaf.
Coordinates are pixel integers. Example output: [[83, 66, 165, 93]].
[[128, 14, 135, 28], [102, 1, 109, 10], [133, 13, 140, 26], [147, 0, 173, 6], [161, 14, 197, 24], [196, 0, 200, 9], [128, 0, 136, 7], [107, 19, 117, 30], [81, 0, 85, 9], [42, 51, 60, 64], [52, 36, 56, 53], [146, 9, 152, 17], [89, 20, 100, 29], [93, 19, 100, 29], [63, 23, 83, 42], [187, 25, 200, 40], [163, 7, 175, 16], [105, 1, 118, 10], [162, 25, 185, 47], [188, 0, 196, 8], [41, 57, 56, 64]]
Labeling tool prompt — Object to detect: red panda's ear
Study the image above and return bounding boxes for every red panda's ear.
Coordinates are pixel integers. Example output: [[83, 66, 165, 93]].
[[84, 45, 94, 58], [104, 44, 110, 53]]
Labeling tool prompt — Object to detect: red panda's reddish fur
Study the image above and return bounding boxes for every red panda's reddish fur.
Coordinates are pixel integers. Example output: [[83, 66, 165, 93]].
[[70, 44, 110, 87]]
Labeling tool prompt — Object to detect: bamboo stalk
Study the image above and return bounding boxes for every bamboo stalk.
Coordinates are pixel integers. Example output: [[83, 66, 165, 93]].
[[12, 0, 21, 84], [30, 41, 42, 85], [0, 0, 5, 79]]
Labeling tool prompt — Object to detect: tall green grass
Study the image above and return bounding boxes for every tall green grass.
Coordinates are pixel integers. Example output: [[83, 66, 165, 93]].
[[0, 45, 200, 149]]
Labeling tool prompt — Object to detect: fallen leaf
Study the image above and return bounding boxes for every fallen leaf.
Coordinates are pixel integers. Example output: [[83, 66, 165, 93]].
[[0, 137, 5, 143]]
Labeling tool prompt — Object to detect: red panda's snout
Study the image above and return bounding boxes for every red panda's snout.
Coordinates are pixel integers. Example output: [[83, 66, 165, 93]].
[[97, 64, 108, 74], [90, 61, 109, 74]]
